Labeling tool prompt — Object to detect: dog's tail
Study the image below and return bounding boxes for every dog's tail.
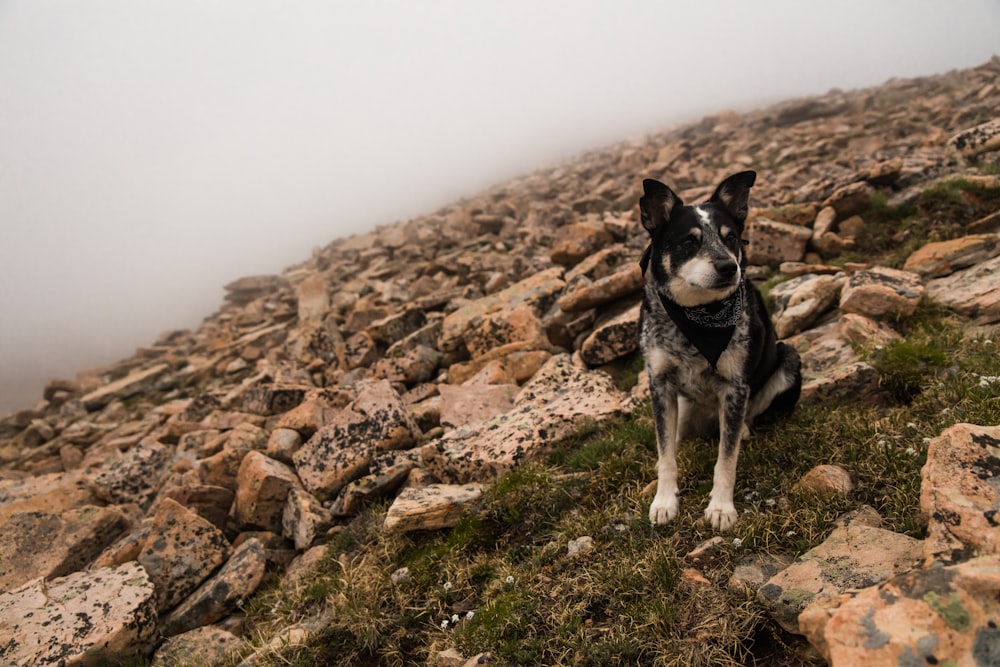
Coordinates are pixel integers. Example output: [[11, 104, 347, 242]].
[[752, 342, 802, 424]]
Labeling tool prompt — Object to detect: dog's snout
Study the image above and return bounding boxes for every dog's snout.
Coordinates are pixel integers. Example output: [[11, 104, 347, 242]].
[[714, 258, 738, 278]]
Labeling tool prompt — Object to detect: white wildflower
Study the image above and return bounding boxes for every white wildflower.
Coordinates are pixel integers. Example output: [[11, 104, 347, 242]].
[[505, 575, 515, 585], [765, 498, 777, 507], [923, 437, 932, 445], [984, 339, 993, 345], [441, 619, 449, 630], [442, 581, 453, 591], [905, 447, 917, 456], [787, 531, 796, 537], [466, 611, 476, 621], [906, 422, 917, 429], [451, 614, 461, 624], [732, 537, 744, 548]]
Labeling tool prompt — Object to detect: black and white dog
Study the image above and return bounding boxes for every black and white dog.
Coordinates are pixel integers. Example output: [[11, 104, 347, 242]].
[[638, 171, 801, 532]]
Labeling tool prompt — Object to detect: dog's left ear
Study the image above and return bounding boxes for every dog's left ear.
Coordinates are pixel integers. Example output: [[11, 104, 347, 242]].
[[710, 170, 756, 221]]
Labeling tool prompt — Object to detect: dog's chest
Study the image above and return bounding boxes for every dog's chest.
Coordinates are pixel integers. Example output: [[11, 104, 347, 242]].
[[640, 299, 751, 402]]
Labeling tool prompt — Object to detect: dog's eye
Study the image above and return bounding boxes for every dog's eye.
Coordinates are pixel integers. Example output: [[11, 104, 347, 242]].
[[681, 234, 699, 247]]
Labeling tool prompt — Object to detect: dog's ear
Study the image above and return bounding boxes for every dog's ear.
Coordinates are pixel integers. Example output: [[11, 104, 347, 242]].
[[639, 179, 682, 234], [710, 170, 756, 221]]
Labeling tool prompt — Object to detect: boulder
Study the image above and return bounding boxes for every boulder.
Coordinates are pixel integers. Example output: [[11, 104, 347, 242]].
[[137, 498, 231, 613], [770, 273, 845, 338], [800, 555, 1000, 666], [839, 267, 924, 319], [557, 263, 644, 313], [746, 218, 812, 265], [920, 423, 1000, 563], [837, 313, 902, 348], [926, 253, 1000, 324], [152, 626, 244, 667], [0, 562, 157, 667], [579, 301, 641, 365], [383, 483, 483, 532], [463, 306, 550, 360], [950, 117, 1000, 156], [758, 515, 923, 633], [821, 181, 873, 219], [549, 222, 614, 267], [80, 363, 170, 411], [903, 233, 1000, 278], [233, 451, 303, 533], [793, 464, 853, 499], [420, 354, 627, 483], [0, 505, 130, 593], [295, 272, 329, 322], [282, 487, 332, 550], [90, 437, 175, 509], [438, 382, 518, 430], [162, 538, 267, 637]]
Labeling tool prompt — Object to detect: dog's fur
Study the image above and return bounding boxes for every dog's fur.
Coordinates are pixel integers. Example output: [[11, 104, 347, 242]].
[[638, 170, 801, 531]]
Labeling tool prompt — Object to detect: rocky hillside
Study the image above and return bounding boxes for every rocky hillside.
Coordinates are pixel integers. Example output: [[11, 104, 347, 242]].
[[1, 57, 999, 666]]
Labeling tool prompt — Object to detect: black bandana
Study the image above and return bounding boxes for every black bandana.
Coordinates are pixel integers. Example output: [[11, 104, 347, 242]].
[[640, 244, 745, 368]]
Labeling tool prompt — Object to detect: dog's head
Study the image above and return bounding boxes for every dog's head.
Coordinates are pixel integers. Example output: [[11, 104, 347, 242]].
[[639, 171, 755, 307]]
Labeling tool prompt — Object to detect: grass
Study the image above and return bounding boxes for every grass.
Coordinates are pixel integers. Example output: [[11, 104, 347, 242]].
[[229, 304, 999, 666]]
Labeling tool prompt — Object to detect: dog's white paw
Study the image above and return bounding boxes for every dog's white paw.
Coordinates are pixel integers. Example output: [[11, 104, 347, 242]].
[[649, 492, 678, 526], [704, 501, 738, 532]]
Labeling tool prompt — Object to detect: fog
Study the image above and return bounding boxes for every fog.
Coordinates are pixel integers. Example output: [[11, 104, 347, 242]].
[[1, 1, 998, 415]]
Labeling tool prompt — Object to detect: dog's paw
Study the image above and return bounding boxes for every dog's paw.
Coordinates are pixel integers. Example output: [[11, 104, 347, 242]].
[[704, 501, 738, 532], [649, 493, 678, 526]]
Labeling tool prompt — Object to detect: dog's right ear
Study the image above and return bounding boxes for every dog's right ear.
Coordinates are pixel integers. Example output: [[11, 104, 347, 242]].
[[639, 179, 682, 234]]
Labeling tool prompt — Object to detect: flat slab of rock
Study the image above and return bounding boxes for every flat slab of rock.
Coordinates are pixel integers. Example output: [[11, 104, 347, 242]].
[[162, 537, 267, 637], [0, 505, 130, 593], [920, 423, 1000, 563], [800, 555, 1000, 666], [839, 267, 924, 320], [926, 253, 1000, 324], [152, 625, 244, 667], [950, 117, 1000, 156], [557, 263, 644, 313], [138, 498, 231, 613], [90, 437, 175, 509], [438, 382, 517, 430], [903, 233, 1000, 278], [0, 561, 157, 667], [383, 483, 482, 532], [758, 518, 923, 634], [747, 218, 812, 265], [233, 451, 302, 533], [80, 363, 170, 411], [420, 354, 627, 483]]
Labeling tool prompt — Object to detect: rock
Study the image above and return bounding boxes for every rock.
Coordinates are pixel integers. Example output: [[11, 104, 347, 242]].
[[920, 423, 1000, 563], [80, 363, 170, 411], [162, 538, 267, 637], [837, 313, 902, 348], [758, 519, 923, 634], [438, 382, 517, 430], [800, 555, 1000, 667], [950, 117, 1000, 156], [464, 306, 550, 360], [925, 253, 1000, 324], [746, 218, 812, 265], [579, 301, 641, 365], [198, 446, 251, 491], [372, 343, 442, 385], [839, 267, 924, 320], [152, 626, 244, 667], [383, 483, 483, 532], [138, 498, 231, 613], [420, 354, 626, 483], [266, 427, 303, 463], [331, 463, 412, 517], [90, 437, 175, 509], [821, 181, 873, 219], [366, 308, 427, 348], [557, 263, 644, 313], [800, 361, 881, 405], [295, 272, 329, 322], [447, 349, 552, 386], [155, 483, 234, 530], [0, 561, 157, 667], [686, 536, 726, 564], [391, 567, 411, 586], [793, 464, 853, 499], [567, 536, 594, 557], [0, 505, 130, 593], [903, 233, 1000, 278], [549, 222, 614, 267], [223, 274, 289, 305], [728, 553, 794, 594], [293, 380, 419, 500], [233, 451, 303, 533], [770, 273, 845, 338], [282, 487, 332, 550], [439, 267, 565, 354], [242, 383, 310, 416]]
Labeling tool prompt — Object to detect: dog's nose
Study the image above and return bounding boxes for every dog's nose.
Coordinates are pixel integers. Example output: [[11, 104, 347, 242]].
[[714, 259, 738, 278]]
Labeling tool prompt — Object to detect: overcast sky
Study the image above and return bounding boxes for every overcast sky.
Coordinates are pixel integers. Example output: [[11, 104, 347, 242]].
[[1, 1, 998, 414]]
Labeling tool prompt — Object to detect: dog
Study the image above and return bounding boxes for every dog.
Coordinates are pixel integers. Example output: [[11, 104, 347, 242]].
[[638, 170, 801, 532]]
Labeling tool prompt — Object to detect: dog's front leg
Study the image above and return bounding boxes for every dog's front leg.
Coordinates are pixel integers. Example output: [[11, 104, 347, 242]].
[[649, 382, 680, 525], [705, 385, 749, 532]]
